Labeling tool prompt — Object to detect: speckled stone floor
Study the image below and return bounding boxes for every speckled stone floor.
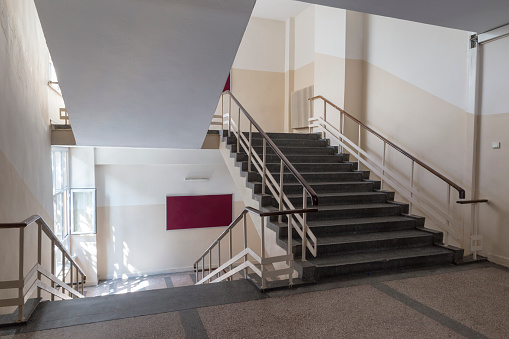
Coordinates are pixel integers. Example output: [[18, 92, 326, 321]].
[[1, 262, 508, 339]]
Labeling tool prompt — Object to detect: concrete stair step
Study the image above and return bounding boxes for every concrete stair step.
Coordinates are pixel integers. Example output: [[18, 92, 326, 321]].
[[248, 171, 365, 184], [230, 144, 336, 155], [295, 247, 456, 280], [241, 132, 320, 140], [227, 136, 328, 148], [249, 181, 378, 194], [285, 229, 441, 256], [263, 191, 390, 207], [242, 162, 355, 173], [235, 153, 345, 163]]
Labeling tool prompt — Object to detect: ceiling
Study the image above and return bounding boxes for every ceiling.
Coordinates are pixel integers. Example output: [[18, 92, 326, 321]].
[[35, 0, 255, 148], [35, 0, 508, 149], [294, 0, 509, 33]]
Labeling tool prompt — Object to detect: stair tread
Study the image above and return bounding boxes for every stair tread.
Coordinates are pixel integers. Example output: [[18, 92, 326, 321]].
[[252, 180, 371, 186], [284, 192, 386, 198], [307, 246, 452, 267]]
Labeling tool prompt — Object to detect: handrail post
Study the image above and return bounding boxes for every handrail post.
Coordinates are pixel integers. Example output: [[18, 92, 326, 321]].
[[446, 184, 451, 246], [18, 227, 24, 322], [410, 160, 415, 213], [229, 229, 233, 280], [70, 264, 74, 298], [260, 216, 266, 290], [323, 100, 327, 123], [201, 256, 205, 282], [208, 250, 212, 283], [381, 142, 386, 190], [217, 241, 221, 279], [248, 123, 253, 172], [473, 203, 479, 260], [262, 139, 267, 195], [278, 159, 284, 223], [228, 95, 232, 137], [51, 240, 55, 301], [288, 215, 294, 286], [302, 188, 308, 261], [221, 94, 224, 133], [62, 251, 65, 295], [243, 215, 248, 279], [237, 108, 241, 152], [37, 222, 42, 299]]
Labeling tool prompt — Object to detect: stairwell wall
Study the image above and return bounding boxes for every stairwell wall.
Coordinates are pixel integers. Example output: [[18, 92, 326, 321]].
[[94, 148, 260, 280], [0, 0, 56, 313]]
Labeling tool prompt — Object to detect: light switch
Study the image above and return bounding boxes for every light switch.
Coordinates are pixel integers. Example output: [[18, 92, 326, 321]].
[[492, 142, 501, 149]]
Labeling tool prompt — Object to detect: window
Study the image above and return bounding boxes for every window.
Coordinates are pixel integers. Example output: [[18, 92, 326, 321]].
[[52, 147, 70, 242], [71, 188, 97, 234]]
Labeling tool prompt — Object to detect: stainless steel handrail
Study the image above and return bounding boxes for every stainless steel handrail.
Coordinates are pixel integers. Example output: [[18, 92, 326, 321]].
[[0, 215, 86, 322], [224, 91, 319, 205]]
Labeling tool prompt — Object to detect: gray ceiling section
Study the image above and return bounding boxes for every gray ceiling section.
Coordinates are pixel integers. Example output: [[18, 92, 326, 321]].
[[304, 0, 509, 33], [35, 0, 255, 148]]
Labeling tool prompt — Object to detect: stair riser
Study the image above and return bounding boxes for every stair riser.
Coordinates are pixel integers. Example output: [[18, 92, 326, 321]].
[[248, 172, 365, 184], [235, 153, 344, 163], [251, 182, 375, 194], [232, 145, 336, 155], [241, 132, 320, 140], [291, 236, 436, 257], [313, 252, 455, 279], [242, 162, 354, 173], [263, 194, 388, 208], [304, 206, 403, 221], [270, 219, 423, 238]]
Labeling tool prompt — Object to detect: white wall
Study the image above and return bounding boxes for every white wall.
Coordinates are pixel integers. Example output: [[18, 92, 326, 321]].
[[0, 0, 54, 313], [94, 148, 258, 280], [294, 6, 315, 69]]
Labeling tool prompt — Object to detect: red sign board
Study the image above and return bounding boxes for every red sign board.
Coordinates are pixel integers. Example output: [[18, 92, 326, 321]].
[[166, 194, 233, 231]]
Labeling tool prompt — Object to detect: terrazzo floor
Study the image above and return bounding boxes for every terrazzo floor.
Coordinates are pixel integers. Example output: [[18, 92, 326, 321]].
[[1, 262, 508, 339]]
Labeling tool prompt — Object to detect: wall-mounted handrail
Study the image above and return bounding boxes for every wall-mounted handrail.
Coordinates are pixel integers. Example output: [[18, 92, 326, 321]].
[[309, 95, 465, 199], [0, 215, 86, 323], [194, 206, 317, 289], [225, 91, 319, 205]]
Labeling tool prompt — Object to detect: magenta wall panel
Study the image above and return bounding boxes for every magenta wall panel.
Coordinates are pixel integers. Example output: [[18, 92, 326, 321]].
[[166, 194, 233, 231]]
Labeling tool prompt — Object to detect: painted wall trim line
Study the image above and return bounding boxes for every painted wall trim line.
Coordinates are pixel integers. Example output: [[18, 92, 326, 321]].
[[97, 266, 195, 281]]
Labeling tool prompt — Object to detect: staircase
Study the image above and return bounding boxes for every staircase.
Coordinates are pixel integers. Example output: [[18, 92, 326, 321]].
[[222, 131, 463, 282]]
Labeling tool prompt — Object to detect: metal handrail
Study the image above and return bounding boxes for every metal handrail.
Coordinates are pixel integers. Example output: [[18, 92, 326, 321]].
[[194, 207, 317, 289], [0, 215, 86, 322], [309, 95, 465, 199], [225, 91, 319, 205]]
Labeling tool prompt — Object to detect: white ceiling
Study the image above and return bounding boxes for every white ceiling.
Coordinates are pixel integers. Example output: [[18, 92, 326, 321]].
[[252, 0, 310, 21], [35, 0, 255, 148], [301, 0, 509, 33]]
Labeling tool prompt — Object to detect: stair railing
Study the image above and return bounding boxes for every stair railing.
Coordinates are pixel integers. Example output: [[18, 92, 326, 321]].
[[220, 90, 319, 260], [309, 95, 487, 257], [0, 215, 86, 323], [194, 207, 317, 290]]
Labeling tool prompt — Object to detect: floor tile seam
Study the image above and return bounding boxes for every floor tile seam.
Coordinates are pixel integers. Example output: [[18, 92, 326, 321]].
[[179, 309, 209, 339], [371, 282, 489, 339]]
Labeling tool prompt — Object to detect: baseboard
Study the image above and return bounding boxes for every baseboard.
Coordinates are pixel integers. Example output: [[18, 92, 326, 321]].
[[487, 253, 509, 268], [97, 266, 194, 282]]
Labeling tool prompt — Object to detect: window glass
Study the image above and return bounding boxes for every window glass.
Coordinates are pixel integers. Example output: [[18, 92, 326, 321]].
[[71, 189, 97, 234]]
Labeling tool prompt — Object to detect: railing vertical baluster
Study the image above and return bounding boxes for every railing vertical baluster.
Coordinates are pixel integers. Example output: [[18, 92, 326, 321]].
[[381, 142, 386, 190], [287, 215, 294, 286], [228, 96, 232, 137], [81, 272, 84, 295], [410, 160, 415, 213], [201, 256, 205, 282], [18, 227, 24, 322], [446, 184, 451, 246], [208, 250, 212, 283], [51, 240, 55, 301], [473, 203, 479, 260], [341, 113, 345, 153], [358, 124, 361, 162], [324, 100, 327, 123], [248, 123, 253, 172], [278, 160, 284, 223], [221, 94, 224, 133], [243, 215, 248, 279], [262, 139, 267, 195], [302, 188, 308, 261], [237, 108, 241, 152], [70, 263, 74, 298], [37, 222, 42, 299], [195, 263, 198, 285], [260, 216, 266, 290], [217, 241, 221, 279], [62, 251, 65, 295], [229, 229, 233, 280]]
